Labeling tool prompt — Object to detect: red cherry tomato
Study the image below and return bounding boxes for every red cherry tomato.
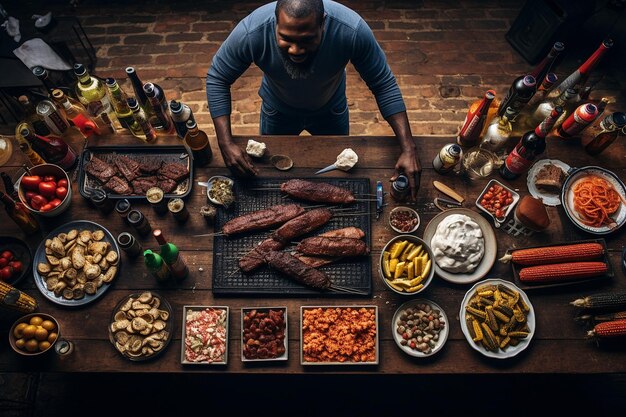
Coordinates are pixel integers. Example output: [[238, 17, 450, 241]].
[[49, 198, 63, 208], [20, 175, 42, 191], [30, 195, 48, 211], [0, 266, 13, 281], [9, 260, 22, 274], [57, 178, 68, 188], [24, 191, 37, 201], [0, 258, 7, 268], [43, 175, 56, 182], [38, 181, 57, 198], [1, 250, 13, 260], [40, 203, 54, 212], [55, 186, 68, 200]]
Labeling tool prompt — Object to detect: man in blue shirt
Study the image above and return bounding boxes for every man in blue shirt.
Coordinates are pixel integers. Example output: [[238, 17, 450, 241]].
[[207, 0, 421, 197]]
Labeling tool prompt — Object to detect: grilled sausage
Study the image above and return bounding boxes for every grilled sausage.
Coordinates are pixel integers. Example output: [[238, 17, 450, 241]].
[[239, 238, 285, 273], [319, 227, 365, 239], [264, 251, 330, 290], [272, 208, 333, 243], [296, 237, 370, 257], [222, 204, 304, 236], [280, 179, 355, 204]]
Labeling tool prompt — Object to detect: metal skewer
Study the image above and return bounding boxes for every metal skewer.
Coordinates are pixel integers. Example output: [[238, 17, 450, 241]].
[[329, 284, 368, 295]]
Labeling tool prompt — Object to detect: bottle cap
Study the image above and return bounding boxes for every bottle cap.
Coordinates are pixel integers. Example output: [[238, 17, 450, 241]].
[[32, 66, 46, 77], [73, 63, 86, 76], [449, 144, 461, 156], [186, 119, 197, 129], [613, 112, 626, 128], [105, 77, 117, 87], [169, 100, 182, 113], [394, 175, 409, 190], [127, 97, 138, 109]]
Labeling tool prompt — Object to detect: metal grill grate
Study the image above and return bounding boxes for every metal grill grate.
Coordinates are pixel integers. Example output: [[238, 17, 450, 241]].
[[212, 177, 372, 296]]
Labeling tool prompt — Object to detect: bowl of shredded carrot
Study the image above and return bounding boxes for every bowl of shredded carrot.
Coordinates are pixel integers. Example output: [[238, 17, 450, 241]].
[[562, 166, 626, 235]]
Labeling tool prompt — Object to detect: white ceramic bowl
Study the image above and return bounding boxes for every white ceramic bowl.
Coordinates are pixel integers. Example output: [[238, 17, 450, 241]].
[[379, 234, 434, 296], [392, 299, 448, 357], [17, 163, 72, 217], [206, 176, 235, 208], [389, 206, 420, 234]]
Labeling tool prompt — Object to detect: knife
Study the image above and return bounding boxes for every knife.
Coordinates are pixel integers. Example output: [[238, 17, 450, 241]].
[[433, 180, 465, 204]]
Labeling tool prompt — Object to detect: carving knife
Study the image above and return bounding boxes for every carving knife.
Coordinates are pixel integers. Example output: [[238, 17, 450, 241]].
[[433, 180, 464, 204]]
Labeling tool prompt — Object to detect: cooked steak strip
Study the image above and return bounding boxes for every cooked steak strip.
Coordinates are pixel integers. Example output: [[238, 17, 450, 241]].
[[294, 254, 337, 268], [131, 176, 158, 195], [139, 160, 163, 174], [222, 204, 305, 236], [158, 178, 178, 193], [159, 162, 189, 182], [294, 227, 366, 267], [103, 176, 132, 195], [280, 179, 355, 204], [239, 238, 285, 273], [272, 208, 333, 243], [318, 227, 365, 239], [264, 251, 330, 290], [114, 155, 141, 182], [84, 156, 117, 183], [296, 237, 370, 257]]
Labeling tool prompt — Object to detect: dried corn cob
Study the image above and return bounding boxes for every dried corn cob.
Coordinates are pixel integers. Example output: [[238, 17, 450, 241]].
[[587, 319, 626, 338], [519, 261, 608, 283], [571, 292, 626, 310], [575, 311, 626, 324], [0, 281, 38, 314], [500, 242, 604, 266]]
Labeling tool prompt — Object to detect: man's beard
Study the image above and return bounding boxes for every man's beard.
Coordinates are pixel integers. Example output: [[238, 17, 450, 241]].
[[280, 50, 316, 80]]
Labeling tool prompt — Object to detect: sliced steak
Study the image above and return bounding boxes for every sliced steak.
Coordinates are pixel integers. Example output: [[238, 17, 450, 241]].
[[158, 162, 189, 182], [114, 155, 141, 182], [158, 178, 178, 193], [131, 176, 158, 195], [84, 156, 117, 183], [103, 176, 132, 195], [139, 160, 163, 175]]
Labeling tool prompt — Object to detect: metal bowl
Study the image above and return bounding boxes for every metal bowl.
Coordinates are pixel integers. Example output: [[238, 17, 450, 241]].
[[17, 163, 72, 217], [379, 234, 434, 296]]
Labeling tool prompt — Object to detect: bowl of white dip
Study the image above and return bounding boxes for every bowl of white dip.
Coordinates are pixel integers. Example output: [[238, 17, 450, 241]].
[[423, 208, 497, 284]]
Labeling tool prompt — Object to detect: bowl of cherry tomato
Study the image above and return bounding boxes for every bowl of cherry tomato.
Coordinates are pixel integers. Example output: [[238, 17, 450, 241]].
[[17, 164, 72, 217], [0, 236, 31, 286], [475, 179, 519, 228]]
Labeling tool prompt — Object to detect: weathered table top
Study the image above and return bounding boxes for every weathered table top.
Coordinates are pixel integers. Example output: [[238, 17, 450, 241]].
[[1, 131, 624, 374]]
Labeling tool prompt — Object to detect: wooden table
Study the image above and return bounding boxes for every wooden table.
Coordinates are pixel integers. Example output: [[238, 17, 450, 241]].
[[1, 132, 625, 375]]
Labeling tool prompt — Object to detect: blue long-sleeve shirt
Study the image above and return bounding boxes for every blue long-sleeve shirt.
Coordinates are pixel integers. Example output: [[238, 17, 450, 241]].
[[206, 0, 406, 118]]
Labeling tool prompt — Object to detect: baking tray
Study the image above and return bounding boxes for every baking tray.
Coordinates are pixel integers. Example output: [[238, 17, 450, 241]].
[[78, 145, 193, 200], [510, 238, 614, 290], [212, 177, 372, 296]]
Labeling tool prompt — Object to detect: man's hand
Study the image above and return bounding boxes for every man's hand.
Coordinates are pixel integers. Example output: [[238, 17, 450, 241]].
[[391, 148, 422, 200], [220, 141, 258, 177]]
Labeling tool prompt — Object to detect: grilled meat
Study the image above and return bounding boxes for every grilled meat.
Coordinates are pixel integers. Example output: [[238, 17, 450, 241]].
[[222, 204, 305, 236], [296, 237, 370, 257], [139, 160, 163, 174], [114, 155, 141, 182], [239, 238, 285, 273], [264, 251, 330, 290], [294, 227, 366, 267], [158, 178, 178, 193], [159, 162, 189, 182], [272, 208, 333, 243], [84, 156, 116, 183], [319, 227, 365, 239], [131, 176, 158, 195], [294, 254, 337, 268], [280, 179, 355, 204], [103, 176, 132, 195]]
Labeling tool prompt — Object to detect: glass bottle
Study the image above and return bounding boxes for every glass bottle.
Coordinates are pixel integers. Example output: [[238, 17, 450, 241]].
[[125, 67, 152, 114], [0, 191, 40, 235], [127, 98, 156, 143], [18, 95, 50, 136], [527, 73, 558, 108], [497, 75, 537, 119], [390, 174, 411, 202], [153, 229, 189, 281], [183, 120, 212, 167], [533, 87, 577, 127], [143, 249, 171, 283], [530, 41, 564, 86], [105, 78, 144, 138], [73, 63, 115, 122], [35, 99, 70, 136], [32, 66, 73, 99], [500, 107, 563, 180], [143, 82, 174, 133], [1, 172, 18, 200], [555, 103, 599, 139], [14, 123, 46, 166], [51, 89, 99, 137], [19, 126, 78, 171], [480, 108, 515, 154], [169, 100, 195, 139], [457, 90, 496, 148], [583, 112, 626, 155]]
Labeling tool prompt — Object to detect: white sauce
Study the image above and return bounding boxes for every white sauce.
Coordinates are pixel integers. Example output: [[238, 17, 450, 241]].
[[335, 148, 358, 171], [430, 214, 484, 274]]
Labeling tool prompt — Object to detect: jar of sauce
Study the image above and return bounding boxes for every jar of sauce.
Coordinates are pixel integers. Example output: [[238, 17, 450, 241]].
[[390, 175, 410, 202]]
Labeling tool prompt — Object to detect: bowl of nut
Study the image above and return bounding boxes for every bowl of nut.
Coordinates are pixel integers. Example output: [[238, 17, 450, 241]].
[[380, 235, 434, 295], [392, 299, 448, 357], [9, 313, 60, 356], [17, 163, 72, 217]]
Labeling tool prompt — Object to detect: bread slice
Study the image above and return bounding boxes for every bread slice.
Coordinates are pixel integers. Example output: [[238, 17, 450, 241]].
[[534, 164, 565, 193]]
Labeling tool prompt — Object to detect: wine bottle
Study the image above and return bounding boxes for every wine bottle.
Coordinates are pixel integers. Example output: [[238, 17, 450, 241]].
[[14, 122, 45, 166], [497, 75, 537, 119], [527, 73, 558, 107], [0, 191, 40, 235], [125, 67, 152, 114], [457, 90, 496, 148], [143, 249, 170, 283], [20, 126, 78, 171], [183, 120, 213, 167], [32, 66, 73, 99], [555, 103, 599, 139], [105, 78, 144, 138], [530, 42, 564, 86], [127, 98, 157, 143], [18, 96, 50, 136], [583, 112, 626, 155], [480, 108, 515, 154], [153, 229, 189, 281], [169, 100, 196, 139], [35, 99, 70, 136], [143, 82, 175, 133], [500, 107, 563, 180], [73, 63, 115, 123], [51, 89, 99, 137], [533, 87, 577, 127]]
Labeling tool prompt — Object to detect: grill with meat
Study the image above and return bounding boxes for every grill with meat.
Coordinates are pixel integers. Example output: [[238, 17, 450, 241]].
[[264, 251, 330, 290], [222, 204, 305, 236], [296, 237, 369, 257], [103, 176, 132, 195], [84, 156, 116, 183], [280, 179, 355, 204], [239, 238, 285, 273], [114, 155, 141, 182]]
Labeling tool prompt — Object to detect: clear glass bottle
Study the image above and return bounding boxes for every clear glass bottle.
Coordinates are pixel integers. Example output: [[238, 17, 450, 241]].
[[533, 88, 577, 127], [127, 98, 156, 143], [143, 82, 174, 133], [583, 112, 626, 155], [480, 108, 515, 154], [457, 90, 496, 148], [105, 78, 144, 138], [73, 63, 116, 124], [51, 89, 99, 137]]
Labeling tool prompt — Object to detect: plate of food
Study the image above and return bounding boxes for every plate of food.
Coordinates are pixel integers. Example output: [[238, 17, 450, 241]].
[[527, 159, 570, 206], [423, 208, 497, 284], [460, 279, 535, 359], [392, 299, 448, 357], [0, 236, 32, 286], [241, 307, 287, 362], [33, 220, 120, 306], [475, 179, 520, 228], [562, 166, 626, 235], [181, 306, 228, 365]]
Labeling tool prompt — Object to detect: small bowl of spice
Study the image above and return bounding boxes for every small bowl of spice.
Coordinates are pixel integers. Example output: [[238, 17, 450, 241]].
[[389, 206, 420, 234], [207, 176, 235, 208]]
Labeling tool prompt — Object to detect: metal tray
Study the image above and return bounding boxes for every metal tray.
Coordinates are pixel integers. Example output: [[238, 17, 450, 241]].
[[511, 238, 614, 290], [78, 145, 193, 200], [212, 177, 372, 296]]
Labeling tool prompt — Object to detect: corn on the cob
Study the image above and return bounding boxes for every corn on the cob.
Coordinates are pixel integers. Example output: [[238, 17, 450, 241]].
[[576, 311, 626, 324], [500, 242, 604, 266], [519, 261, 608, 283], [571, 292, 626, 309], [0, 281, 38, 313], [587, 319, 626, 338]]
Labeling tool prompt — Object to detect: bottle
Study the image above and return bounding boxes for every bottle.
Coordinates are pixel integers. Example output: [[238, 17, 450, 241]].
[[529, 42, 564, 86], [32, 66, 73, 98], [551, 38, 613, 98], [457, 90, 496, 148], [1, 172, 18, 200], [169, 100, 195, 139], [127, 209, 152, 236], [127, 98, 157, 143], [18, 96, 50, 136], [115, 199, 132, 223], [497, 75, 537, 119], [500, 107, 563, 180], [19, 126, 78, 171], [153, 229, 189, 281], [555, 103, 599, 139], [125, 67, 152, 114], [143, 249, 170, 283], [35, 99, 70, 136], [390, 174, 410, 202], [73, 63, 115, 123], [527, 73, 558, 108], [117, 232, 143, 257], [433, 143, 462, 174], [143, 82, 175, 132], [14, 123, 46, 166], [533, 88, 577, 127], [480, 108, 515, 154], [89, 189, 114, 214], [105, 78, 144, 138], [51, 89, 99, 137], [0, 191, 40, 235], [583, 112, 626, 155], [183, 120, 213, 167]]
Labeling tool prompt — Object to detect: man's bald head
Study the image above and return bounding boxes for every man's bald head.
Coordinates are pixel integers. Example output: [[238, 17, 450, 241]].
[[275, 0, 324, 26]]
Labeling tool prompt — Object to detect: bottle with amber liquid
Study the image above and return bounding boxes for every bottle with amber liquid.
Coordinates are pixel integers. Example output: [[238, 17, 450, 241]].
[[20, 126, 78, 171], [457, 90, 496, 148], [105, 78, 144, 138], [583, 112, 626, 155], [183, 120, 212, 167], [0, 191, 40, 235], [51, 89, 100, 137], [143, 83, 174, 133], [14, 123, 46, 166], [127, 98, 157, 143]]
